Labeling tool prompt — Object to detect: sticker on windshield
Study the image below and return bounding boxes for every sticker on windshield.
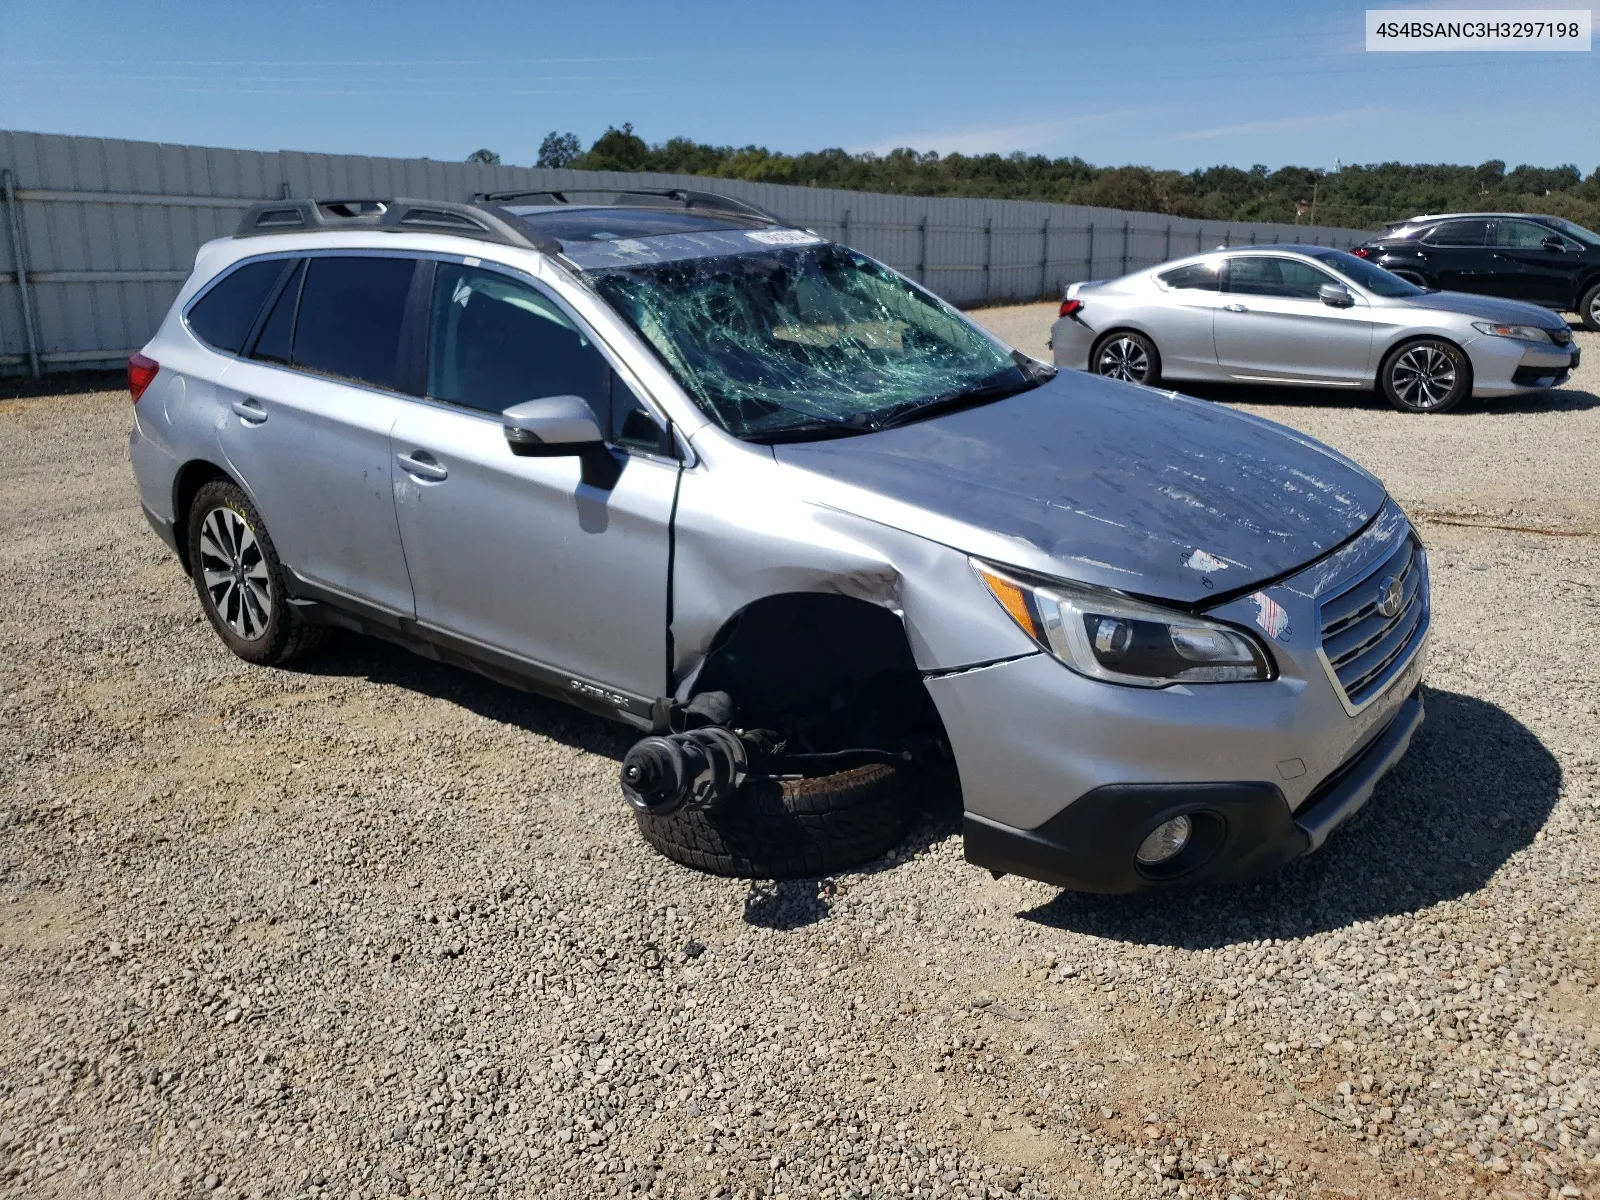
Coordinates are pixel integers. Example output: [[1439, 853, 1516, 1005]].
[[746, 228, 823, 246]]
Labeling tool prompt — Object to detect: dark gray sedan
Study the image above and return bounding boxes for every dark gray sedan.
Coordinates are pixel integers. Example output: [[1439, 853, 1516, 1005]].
[[1050, 245, 1579, 413]]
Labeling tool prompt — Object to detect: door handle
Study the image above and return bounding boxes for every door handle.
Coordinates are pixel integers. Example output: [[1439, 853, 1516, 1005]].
[[1222, 303, 1248, 313], [396, 450, 448, 482], [231, 397, 267, 424]]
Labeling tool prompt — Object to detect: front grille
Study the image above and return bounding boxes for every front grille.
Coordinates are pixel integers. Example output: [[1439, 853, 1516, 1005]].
[[1548, 326, 1572, 347], [1318, 535, 1428, 710]]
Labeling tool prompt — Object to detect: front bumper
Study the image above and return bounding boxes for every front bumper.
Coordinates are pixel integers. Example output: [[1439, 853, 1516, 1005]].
[[964, 690, 1423, 892], [928, 501, 1429, 892], [1465, 333, 1579, 397]]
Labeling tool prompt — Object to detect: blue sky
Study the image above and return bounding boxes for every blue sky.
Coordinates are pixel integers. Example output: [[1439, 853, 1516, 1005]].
[[0, 0, 1594, 172]]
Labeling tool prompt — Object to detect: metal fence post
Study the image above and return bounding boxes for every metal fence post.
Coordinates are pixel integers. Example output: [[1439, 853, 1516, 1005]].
[[1086, 223, 1095, 279], [1196, 227, 1203, 252], [1038, 218, 1050, 298], [917, 215, 928, 284], [1164, 223, 1171, 261], [1120, 220, 1129, 275], [1224, 229, 1232, 247], [1, 169, 41, 377], [982, 217, 992, 303], [840, 207, 851, 247], [1248, 230, 1256, 245]]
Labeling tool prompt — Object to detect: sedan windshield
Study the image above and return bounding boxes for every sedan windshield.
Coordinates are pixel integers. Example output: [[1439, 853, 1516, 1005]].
[[1305, 248, 1426, 298], [587, 244, 1033, 440]]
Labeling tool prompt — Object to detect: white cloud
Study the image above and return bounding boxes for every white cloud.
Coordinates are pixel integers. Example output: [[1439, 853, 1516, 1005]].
[[1169, 106, 1387, 142], [853, 110, 1139, 157]]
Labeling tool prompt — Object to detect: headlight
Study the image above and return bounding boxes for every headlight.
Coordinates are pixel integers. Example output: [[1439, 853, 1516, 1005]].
[[1470, 321, 1552, 343], [973, 560, 1272, 686]]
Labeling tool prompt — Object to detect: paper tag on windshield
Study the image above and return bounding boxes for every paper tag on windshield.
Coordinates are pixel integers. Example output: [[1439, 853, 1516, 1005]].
[[746, 229, 822, 246]]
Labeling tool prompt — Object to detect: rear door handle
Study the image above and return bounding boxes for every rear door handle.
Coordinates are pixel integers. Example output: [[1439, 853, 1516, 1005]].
[[1222, 303, 1248, 313], [396, 450, 448, 482], [231, 397, 267, 424]]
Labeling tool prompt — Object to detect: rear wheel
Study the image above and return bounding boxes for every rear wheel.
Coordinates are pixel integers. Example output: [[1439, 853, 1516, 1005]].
[[633, 763, 916, 879], [186, 480, 326, 665], [1579, 281, 1600, 332], [1379, 338, 1470, 414], [1090, 331, 1161, 386]]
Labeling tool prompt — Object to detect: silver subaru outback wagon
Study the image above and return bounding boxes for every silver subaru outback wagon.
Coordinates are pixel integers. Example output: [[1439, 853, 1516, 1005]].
[[128, 190, 1430, 892]]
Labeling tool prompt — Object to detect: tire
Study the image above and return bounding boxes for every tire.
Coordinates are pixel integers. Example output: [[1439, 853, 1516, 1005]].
[[1378, 338, 1471, 414], [1579, 281, 1600, 332], [634, 763, 916, 879], [186, 480, 326, 666], [1090, 330, 1161, 386]]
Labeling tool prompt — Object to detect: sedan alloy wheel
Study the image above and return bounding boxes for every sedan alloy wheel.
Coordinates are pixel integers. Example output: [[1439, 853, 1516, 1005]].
[[1096, 335, 1152, 383]]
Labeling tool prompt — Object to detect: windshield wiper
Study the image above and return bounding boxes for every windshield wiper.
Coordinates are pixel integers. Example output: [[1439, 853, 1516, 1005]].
[[865, 375, 1042, 431], [741, 412, 879, 445]]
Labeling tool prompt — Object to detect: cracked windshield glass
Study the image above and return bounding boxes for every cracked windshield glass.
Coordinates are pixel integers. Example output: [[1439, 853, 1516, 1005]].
[[588, 243, 1035, 441]]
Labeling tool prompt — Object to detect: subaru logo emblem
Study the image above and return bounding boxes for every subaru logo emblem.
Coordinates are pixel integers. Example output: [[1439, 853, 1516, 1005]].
[[1376, 575, 1404, 619]]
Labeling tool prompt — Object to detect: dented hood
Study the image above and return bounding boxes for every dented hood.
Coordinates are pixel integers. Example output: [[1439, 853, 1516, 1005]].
[[772, 372, 1386, 605]]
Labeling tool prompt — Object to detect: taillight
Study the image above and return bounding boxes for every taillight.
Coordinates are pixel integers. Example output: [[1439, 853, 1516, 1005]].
[[1059, 298, 1084, 319], [1351, 247, 1371, 258], [128, 353, 159, 402]]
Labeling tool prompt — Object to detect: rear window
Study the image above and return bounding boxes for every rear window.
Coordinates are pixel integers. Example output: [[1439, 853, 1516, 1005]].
[[1421, 219, 1490, 247], [290, 256, 417, 391], [187, 259, 287, 354], [1157, 262, 1221, 291]]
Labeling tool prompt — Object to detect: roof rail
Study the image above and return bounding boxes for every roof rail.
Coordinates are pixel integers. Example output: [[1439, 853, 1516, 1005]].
[[233, 197, 564, 255], [471, 186, 784, 226]]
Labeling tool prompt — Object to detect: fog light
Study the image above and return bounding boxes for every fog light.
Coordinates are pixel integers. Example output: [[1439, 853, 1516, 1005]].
[[1135, 815, 1192, 866]]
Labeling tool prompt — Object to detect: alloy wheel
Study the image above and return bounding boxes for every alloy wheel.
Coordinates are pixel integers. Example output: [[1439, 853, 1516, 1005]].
[[1097, 336, 1150, 382], [1389, 344, 1457, 410], [198, 506, 272, 641], [1589, 292, 1600, 327]]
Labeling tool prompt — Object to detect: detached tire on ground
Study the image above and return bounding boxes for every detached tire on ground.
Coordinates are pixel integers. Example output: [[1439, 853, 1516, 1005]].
[[634, 763, 915, 879]]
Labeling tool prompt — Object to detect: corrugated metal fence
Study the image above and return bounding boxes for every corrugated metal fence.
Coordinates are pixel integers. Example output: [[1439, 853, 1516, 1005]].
[[0, 129, 1373, 375]]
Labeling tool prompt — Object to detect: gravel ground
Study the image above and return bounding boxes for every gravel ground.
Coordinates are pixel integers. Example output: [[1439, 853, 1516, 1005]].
[[2, 319, 1598, 1200]]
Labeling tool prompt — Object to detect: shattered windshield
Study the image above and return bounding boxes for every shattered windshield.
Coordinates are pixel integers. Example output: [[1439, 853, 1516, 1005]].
[[586, 244, 1033, 441]]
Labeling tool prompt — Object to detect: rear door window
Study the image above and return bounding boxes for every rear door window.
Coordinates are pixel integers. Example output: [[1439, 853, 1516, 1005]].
[[1421, 219, 1490, 247], [289, 256, 417, 391], [1224, 257, 1334, 300], [187, 259, 289, 354]]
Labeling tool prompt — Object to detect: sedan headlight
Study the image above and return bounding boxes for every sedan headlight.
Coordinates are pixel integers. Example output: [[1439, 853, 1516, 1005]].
[[974, 560, 1272, 686], [1470, 321, 1553, 343]]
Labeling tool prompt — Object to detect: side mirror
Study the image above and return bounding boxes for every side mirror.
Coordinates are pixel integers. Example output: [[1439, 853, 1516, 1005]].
[[502, 395, 603, 457], [1540, 236, 1566, 253], [1318, 283, 1355, 308]]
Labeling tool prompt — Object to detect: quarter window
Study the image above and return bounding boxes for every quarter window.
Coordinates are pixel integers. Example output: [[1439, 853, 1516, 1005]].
[[1421, 219, 1490, 247], [1224, 257, 1335, 300], [187, 259, 288, 354], [289, 256, 417, 391], [250, 259, 304, 366], [1157, 262, 1221, 291]]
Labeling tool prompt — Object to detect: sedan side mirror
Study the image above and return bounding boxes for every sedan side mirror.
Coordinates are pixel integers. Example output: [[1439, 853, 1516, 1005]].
[[502, 395, 604, 457], [1540, 236, 1567, 253], [1318, 283, 1355, 308]]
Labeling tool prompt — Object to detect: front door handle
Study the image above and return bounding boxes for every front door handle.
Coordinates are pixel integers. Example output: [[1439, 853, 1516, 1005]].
[[396, 450, 448, 482], [231, 397, 267, 424], [1222, 303, 1248, 313]]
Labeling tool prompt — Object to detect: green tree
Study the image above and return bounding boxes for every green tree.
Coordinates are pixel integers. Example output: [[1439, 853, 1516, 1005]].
[[537, 132, 582, 169], [465, 148, 501, 166]]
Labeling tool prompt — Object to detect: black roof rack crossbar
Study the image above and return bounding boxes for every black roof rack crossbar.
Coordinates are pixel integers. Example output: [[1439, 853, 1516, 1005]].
[[470, 186, 784, 226], [234, 197, 565, 255]]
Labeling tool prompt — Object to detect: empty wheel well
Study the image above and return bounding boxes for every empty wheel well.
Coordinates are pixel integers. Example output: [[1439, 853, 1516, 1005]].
[[170, 460, 236, 575], [689, 593, 946, 754]]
